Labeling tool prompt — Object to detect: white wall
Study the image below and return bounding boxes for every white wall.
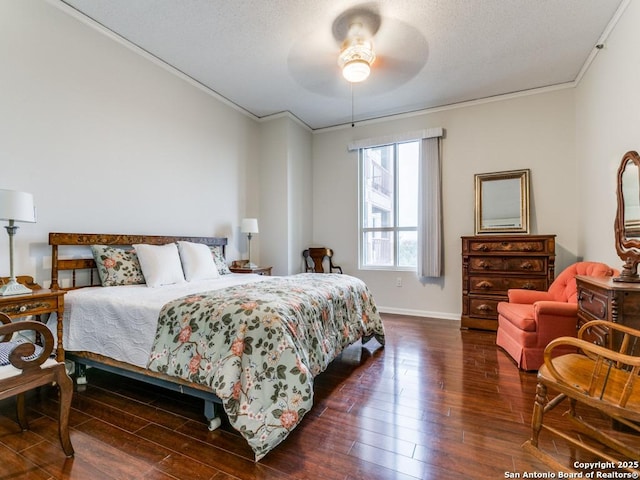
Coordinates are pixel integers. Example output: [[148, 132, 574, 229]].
[[286, 119, 313, 275], [0, 0, 261, 286], [312, 89, 578, 318], [576, 0, 640, 270], [257, 115, 313, 276]]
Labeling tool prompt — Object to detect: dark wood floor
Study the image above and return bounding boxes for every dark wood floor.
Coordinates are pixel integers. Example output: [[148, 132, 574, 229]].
[[0, 314, 628, 479]]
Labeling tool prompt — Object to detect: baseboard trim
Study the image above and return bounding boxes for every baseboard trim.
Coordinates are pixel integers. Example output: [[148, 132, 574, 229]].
[[378, 307, 461, 322]]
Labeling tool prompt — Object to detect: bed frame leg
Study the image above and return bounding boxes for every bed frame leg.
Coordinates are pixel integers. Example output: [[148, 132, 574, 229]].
[[74, 362, 88, 385], [204, 400, 222, 431]]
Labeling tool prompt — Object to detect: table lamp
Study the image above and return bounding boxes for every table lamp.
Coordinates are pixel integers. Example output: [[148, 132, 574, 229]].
[[0, 189, 36, 296], [241, 218, 259, 269]]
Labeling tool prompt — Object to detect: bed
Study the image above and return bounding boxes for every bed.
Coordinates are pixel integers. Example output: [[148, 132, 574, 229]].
[[48, 232, 385, 460]]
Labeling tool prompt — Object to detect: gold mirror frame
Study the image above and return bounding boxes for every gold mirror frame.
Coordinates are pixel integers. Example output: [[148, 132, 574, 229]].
[[614, 150, 640, 282], [475, 169, 530, 235]]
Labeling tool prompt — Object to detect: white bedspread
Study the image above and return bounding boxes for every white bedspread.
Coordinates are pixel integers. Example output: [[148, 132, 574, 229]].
[[60, 274, 268, 368]]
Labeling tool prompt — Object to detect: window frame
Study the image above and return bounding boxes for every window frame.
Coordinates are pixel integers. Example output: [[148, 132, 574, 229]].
[[357, 140, 420, 271]]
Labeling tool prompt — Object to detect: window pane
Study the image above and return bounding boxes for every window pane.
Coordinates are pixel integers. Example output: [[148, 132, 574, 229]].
[[398, 142, 419, 228], [359, 140, 419, 270], [362, 230, 394, 266], [362, 145, 394, 228], [398, 230, 417, 267]]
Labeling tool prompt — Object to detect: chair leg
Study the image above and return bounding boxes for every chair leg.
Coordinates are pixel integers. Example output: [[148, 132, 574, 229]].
[[15, 393, 28, 430], [529, 382, 547, 447], [55, 368, 74, 457]]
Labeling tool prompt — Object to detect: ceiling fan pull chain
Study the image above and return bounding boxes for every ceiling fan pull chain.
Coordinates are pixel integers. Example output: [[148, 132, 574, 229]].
[[351, 83, 355, 127]]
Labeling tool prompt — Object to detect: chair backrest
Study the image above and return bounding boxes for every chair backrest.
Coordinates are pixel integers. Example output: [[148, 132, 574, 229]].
[[548, 261, 616, 303], [302, 247, 343, 274]]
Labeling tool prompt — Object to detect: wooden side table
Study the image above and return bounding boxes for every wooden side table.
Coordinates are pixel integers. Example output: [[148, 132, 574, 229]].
[[0, 286, 66, 362], [229, 265, 272, 276]]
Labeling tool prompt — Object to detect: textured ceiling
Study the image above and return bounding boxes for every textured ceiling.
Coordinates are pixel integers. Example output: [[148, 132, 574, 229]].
[[59, 0, 625, 130]]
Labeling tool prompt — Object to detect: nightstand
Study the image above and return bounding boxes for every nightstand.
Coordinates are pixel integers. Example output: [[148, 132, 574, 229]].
[[0, 279, 66, 361], [229, 265, 273, 276]]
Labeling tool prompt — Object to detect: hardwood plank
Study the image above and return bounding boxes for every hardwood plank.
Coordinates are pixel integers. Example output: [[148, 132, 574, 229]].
[[0, 442, 50, 480]]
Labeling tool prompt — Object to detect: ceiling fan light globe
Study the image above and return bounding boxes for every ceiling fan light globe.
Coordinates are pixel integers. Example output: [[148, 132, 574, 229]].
[[343, 59, 370, 83]]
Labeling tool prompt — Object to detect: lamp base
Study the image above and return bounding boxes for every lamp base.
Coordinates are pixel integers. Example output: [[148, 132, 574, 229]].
[[0, 279, 32, 296]]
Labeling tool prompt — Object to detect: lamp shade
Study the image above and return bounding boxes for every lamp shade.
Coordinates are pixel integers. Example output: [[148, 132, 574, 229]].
[[0, 189, 36, 223], [241, 218, 259, 234]]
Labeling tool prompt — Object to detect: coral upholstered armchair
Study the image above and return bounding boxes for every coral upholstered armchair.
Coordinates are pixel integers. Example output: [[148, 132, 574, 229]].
[[496, 261, 617, 370]]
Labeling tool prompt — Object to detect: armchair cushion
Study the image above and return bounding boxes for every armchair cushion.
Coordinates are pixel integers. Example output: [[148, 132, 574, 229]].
[[497, 303, 536, 331]]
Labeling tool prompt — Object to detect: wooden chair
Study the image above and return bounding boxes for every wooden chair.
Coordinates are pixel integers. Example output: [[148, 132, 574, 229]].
[[0, 313, 74, 456], [303, 247, 343, 274], [522, 319, 640, 474]]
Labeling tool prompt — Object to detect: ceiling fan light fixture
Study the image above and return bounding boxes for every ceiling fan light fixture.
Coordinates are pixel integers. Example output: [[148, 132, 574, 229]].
[[338, 32, 375, 83], [342, 59, 371, 83]]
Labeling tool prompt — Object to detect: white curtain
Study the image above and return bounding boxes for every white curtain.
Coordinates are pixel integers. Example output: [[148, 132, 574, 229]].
[[418, 134, 443, 278]]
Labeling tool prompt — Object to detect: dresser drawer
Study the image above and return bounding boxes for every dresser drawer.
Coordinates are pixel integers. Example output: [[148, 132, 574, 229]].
[[469, 276, 547, 295], [469, 257, 547, 273], [468, 297, 501, 319], [577, 286, 609, 321], [577, 315, 609, 346], [467, 238, 550, 254], [0, 296, 60, 317]]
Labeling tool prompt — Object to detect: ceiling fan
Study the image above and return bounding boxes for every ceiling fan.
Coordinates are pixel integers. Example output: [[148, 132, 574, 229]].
[[287, 4, 429, 98]]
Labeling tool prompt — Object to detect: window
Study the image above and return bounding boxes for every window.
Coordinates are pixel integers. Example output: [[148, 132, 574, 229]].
[[359, 141, 420, 269]]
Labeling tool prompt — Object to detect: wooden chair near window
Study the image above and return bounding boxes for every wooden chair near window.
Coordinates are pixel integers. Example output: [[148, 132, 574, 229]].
[[522, 319, 640, 474], [303, 247, 343, 274], [0, 312, 74, 456]]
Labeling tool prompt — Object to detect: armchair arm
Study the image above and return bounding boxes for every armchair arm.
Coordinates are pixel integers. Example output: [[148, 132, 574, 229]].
[[508, 289, 555, 304], [533, 301, 578, 346], [534, 301, 577, 317]]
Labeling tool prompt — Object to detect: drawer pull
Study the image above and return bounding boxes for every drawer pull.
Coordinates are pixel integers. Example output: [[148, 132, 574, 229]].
[[477, 281, 494, 290], [478, 261, 490, 269], [477, 304, 492, 312], [522, 283, 536, 290], [578, 291, 594, 303], [2, 302, 50, 316], [478, 244, 489, 252], [520, 261, 533, 270]]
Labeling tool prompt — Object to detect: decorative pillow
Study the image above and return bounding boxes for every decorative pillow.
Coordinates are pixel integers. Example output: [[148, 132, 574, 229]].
[[133, 243, 186, 288], [91, 245, 145, 287], [177, 241, 220, 281], [210, 246, 231, 275], [0, 341, 44, 367]]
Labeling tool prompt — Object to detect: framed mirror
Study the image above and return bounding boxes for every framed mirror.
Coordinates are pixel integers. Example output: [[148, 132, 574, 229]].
[[475, 169, 530, 235], [614, 151, 640, 282]]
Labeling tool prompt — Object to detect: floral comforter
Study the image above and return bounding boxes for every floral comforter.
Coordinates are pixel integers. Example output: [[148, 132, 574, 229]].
[[146, 273, 384, 460]]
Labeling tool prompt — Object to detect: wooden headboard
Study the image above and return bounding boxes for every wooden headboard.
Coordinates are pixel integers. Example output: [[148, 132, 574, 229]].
[[49, 232, 228, 290]]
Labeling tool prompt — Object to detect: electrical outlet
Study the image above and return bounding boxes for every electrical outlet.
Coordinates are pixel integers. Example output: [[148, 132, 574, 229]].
[[396, 277, 402, 287]]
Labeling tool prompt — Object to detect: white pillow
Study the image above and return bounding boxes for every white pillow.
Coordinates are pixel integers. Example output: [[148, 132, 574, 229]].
[[133, 243, 186, 288], [177, 241, 220, 281]]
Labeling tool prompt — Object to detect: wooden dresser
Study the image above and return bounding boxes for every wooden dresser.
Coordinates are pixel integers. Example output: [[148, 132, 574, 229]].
[[576, 275, 640, 348], [461, 234, 556, 330]]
